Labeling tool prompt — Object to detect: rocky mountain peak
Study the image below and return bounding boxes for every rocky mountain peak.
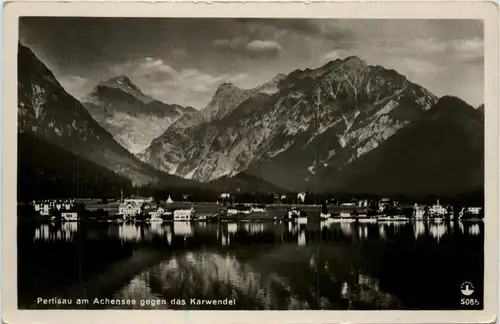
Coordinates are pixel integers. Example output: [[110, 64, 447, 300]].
[[90, 75, 153, 104], [272, 73, 287, 82], [81, 74, 195, 153], [429, 96, 480, 120], [17, 43, 165, 185], [216, 82, 238, 92], [341, 55, 366, 67], [100, 75, 133, 88], [139, 55, 446, 190]]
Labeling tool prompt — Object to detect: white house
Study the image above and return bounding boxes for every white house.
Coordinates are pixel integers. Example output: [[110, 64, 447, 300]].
[[38, 203, 50, 216], [150, 207, 165, 218], [358, 200, 369, 207], [429, 200, 447, 216], [413, 203, 426, 219], [61, 212, 78, 221], [118, 199, 145, 217], [174, 207, 195, 221], [467, 207, 482, 215], [459, 207, 482, 218]]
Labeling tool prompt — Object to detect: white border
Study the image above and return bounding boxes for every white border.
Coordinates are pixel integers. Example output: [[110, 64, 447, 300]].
[[2, 1, 499, 324]]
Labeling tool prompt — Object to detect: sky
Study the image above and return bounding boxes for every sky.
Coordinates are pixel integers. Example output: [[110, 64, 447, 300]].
[[19, 18, 484, 109]]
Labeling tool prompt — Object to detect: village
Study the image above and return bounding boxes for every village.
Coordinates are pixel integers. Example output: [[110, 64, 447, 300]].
[[21, 191, 484, 224]]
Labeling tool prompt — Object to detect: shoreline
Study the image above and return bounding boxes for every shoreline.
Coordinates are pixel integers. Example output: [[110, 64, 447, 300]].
[[17, 216, 484, 223]]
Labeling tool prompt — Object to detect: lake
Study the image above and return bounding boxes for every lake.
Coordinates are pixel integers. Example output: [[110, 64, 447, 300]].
[[17, 216, 484, 310]]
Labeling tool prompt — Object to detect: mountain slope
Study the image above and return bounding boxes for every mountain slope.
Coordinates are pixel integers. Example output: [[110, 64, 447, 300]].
[[209, 172, 287, 194], [17, 43, 201, 188], [137, 74, 286, 175], [318, 96, 484, 196], [140, 56, 438, 190], [82, 76, 196, 153], [477, 104, 485, 115], [18, 133, 133, 200]]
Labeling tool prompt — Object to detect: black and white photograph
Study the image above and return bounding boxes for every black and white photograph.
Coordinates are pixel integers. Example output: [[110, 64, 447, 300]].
[[8, 6, 497, 317]]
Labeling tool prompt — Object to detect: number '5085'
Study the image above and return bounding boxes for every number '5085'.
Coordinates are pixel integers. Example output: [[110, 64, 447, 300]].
[[461, 298, 480, 306]]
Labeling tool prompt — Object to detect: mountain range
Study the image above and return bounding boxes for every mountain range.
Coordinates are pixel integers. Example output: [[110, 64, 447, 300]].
[[17, 43, 484, 199], [18, 133, 133, 200], [138, 56, 442, 190], [82, 76, 196, 153], [319, 96, 484, 196], [18, 43, 204, 190]]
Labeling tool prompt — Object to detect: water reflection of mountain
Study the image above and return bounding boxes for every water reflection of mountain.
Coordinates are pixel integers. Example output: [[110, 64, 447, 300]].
[[111, 249, 401, 310], [20, 220, 484, 310]]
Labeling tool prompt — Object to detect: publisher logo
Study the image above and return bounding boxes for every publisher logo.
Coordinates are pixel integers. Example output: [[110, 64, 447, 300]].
[[460, 281, 474, 296]]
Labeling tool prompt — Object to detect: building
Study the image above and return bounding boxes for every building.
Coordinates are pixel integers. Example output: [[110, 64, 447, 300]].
[[149, 207, 166, 220], [413, 203, 426, 219], [459, 206, 483, 218], [358, 199, 369, 207], [378, 198, 392, 212], [466, 207, 482, 215], [118, 199, 146, 217], [61, 212, 78, 221], [428, 199, 447, 216], [173, 207, 195, 221], [34, 203, 51, 216], [273, 194, 288, 204], [32, 199, 75, 217]]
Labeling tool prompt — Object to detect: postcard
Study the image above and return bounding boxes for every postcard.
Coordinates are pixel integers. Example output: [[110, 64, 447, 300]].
[[2, 1, 499, 323]]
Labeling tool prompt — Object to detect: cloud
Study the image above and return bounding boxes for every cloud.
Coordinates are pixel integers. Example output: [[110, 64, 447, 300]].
[[393, 58, 447, 77], [213, 38, 247, 52], [110, 57, 249, 108], [445, 37, 483, 62], [320, 49, 355, 62], [246, 40, 283, 58], [58, 75, 89, 98], [241, 19, 354, 44], [372, 36, 483, 63], [213, 38, 283, 58], [239, 19, 322, 36]]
